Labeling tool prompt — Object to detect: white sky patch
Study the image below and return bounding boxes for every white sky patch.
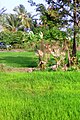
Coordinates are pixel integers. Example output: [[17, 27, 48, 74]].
[[0, 0, 46, 15]]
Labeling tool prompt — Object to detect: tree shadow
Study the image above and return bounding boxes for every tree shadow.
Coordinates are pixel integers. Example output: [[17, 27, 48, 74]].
[[0, 56, 38, 67]]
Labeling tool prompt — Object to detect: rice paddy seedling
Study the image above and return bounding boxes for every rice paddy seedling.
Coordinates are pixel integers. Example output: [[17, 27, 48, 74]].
[[0, 71, 80, 120]]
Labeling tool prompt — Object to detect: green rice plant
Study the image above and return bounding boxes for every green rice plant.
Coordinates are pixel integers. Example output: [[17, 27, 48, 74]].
[[0, 52, 38, 68], [0, 71, 80, 120]]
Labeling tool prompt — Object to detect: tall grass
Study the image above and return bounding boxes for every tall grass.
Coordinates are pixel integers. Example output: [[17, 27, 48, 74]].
[[0, 71, 80, 120]]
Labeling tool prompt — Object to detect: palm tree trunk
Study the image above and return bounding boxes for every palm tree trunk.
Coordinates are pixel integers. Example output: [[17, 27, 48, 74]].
[[72, 0, 77, 57]]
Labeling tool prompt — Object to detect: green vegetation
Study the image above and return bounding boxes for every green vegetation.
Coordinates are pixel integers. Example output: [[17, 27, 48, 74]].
[[0, 71, 80, 120], [0, 52, 38, 67], [0, 1, 80, 119], [0, 51, 80, 70], [0, 52, 80, 119], [0, 1, 80, 69]]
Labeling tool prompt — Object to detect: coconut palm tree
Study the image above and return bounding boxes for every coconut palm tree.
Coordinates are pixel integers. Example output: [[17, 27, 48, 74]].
[[13, 4, 32, 30], [0, 7, 7, 28], [0, 7, 6, 15], [3, 14, 22, 32]]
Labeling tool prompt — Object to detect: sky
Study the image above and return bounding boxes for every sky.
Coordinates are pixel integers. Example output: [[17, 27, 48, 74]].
[[0, 0, 46, 15]]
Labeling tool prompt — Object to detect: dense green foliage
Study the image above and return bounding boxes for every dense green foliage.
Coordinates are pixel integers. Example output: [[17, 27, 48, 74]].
[[0, 31, 39, 50], [0, 31, 24, 44], [0, 3, 68, 46], [0, 71, 80, 120], [29, 0, 80, 57]]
